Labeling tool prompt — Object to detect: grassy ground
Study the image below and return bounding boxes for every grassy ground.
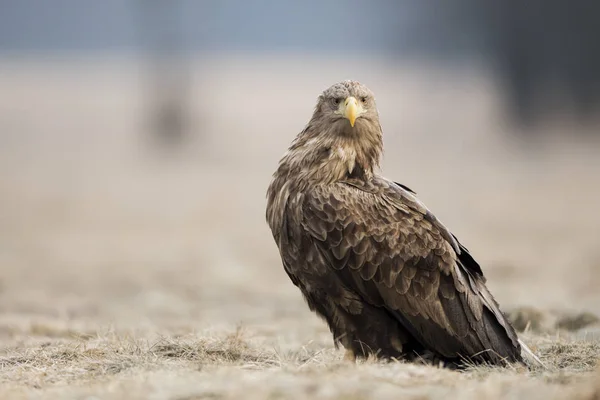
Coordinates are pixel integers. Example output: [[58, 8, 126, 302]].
[[0, 56, 599, 399], [0, 326, 599, 399]]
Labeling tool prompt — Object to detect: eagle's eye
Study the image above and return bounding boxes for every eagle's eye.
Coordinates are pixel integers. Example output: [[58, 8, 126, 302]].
[[332, 98, 342, 106], [360, 96, 368, 103]]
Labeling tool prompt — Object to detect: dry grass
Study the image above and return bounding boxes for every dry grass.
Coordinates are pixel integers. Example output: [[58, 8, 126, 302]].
[[0, 326, 599, 399], [1, 55, 600, 399]]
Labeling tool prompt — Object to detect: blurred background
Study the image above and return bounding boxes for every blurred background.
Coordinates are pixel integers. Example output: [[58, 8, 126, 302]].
[[0, 1, 599, 341]]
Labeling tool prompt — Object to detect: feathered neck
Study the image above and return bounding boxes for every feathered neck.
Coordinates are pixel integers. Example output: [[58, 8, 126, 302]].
[[275, 119, 383, 185]]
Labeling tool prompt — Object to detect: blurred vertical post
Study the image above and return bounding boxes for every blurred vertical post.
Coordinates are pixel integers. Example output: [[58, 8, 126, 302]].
[[138, 0, 192, 148]]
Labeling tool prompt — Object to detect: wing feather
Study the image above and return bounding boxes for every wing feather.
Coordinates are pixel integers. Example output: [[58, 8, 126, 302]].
[[301, 177, 522, 363]]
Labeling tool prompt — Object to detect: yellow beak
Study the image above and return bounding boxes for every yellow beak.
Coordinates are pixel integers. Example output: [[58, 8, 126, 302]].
[[343, 96, 358, 127]]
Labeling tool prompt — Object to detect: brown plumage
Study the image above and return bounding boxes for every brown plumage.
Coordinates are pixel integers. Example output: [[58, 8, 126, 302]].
[[266, 80, 541, 367]]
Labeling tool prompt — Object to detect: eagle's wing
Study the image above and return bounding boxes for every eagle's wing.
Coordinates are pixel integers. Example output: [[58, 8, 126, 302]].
[[301, 177, 522, 364]]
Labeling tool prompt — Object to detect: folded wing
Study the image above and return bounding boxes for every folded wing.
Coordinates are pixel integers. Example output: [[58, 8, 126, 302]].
[[301, 177, 522, 364]]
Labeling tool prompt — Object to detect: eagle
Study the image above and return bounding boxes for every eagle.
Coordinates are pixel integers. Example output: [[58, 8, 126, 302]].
[[266, 80, 542, 367]]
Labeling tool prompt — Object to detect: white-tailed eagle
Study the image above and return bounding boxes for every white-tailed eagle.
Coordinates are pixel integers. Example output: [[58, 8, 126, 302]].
[[266, 80, 542, 367]]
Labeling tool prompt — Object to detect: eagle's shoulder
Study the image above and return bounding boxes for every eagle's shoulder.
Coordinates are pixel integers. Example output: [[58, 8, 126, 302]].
[[322, 176, 463, 256], [301, 176, 458, 271]]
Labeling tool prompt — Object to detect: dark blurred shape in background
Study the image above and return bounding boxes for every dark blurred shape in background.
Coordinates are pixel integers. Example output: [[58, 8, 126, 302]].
[[137, 0, 191, 148], [488, 0, 600, 127]]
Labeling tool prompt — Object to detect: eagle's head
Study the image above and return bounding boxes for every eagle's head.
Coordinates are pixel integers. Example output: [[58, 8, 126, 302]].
[[282, 81, 383, 182], [314, 80, 380, 133], [271, 81, 384, 191]]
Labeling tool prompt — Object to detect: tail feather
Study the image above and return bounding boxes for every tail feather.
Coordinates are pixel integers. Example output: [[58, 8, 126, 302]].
[[518, 338, 546, 369]]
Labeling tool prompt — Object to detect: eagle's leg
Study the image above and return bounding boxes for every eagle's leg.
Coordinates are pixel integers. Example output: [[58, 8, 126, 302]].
[[344, 348, 356, 362], [338, 304, 410, 361]]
